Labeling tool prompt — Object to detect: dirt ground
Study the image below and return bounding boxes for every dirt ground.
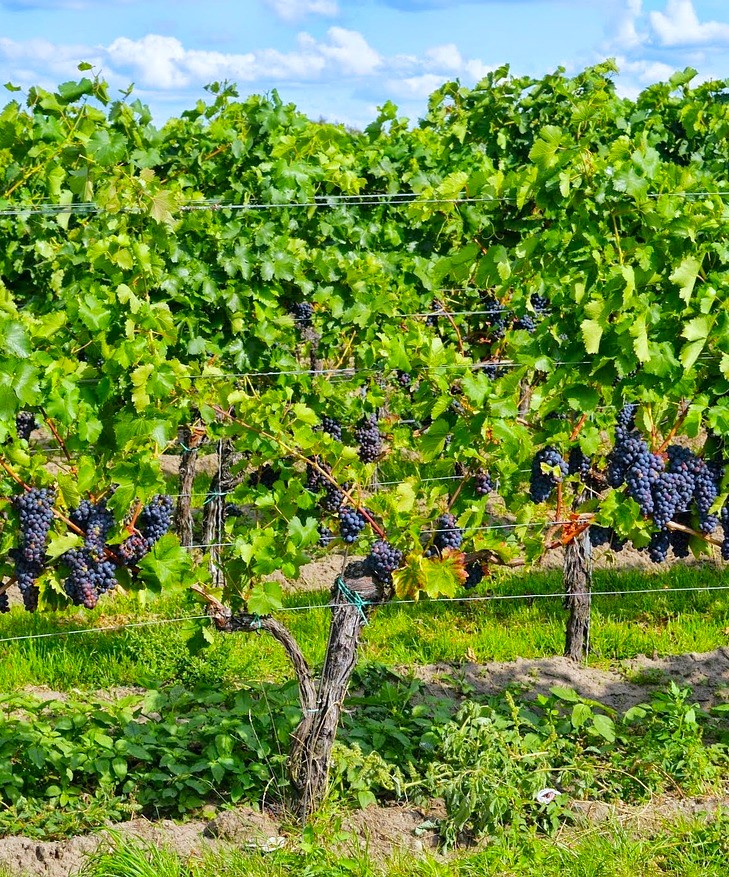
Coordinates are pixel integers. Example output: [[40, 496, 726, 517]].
[[5, 647, 729, 876], [410, 646, 729, 711]]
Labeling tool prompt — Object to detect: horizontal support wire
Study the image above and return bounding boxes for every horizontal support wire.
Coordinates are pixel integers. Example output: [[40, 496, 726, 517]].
[[0, 583, 728, 646], [2, 189, 729, 218]]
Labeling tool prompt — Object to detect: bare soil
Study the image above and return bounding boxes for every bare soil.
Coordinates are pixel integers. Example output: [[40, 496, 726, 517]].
[[410, 646, 729, 711], [5, 648, 729, 875]]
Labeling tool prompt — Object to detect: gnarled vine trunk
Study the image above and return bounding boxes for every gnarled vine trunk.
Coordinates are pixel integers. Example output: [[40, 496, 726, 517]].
[[206, 559, 386, 818]]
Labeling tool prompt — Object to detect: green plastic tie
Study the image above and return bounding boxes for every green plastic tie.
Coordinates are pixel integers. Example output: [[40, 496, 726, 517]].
[[203, 491, 227, 506], [249, 613, 263, 631], [336, 576, 370, 624]]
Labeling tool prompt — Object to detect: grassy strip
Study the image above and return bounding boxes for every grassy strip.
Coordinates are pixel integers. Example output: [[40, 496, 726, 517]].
[[0, 563, 726, 692], [70, 815, 729, 877]]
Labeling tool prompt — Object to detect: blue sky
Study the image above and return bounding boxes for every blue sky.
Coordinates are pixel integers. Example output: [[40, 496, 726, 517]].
[[1, 0, 728, 125]]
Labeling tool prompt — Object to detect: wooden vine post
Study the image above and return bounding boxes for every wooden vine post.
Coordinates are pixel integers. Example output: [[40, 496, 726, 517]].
[[197, 557, 387, 817], [175, 424, 200, 547], [563, 525, 593, 662]]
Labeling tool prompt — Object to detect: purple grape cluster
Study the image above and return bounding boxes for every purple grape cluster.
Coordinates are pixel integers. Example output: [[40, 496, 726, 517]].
[[248, 464, 279, 489], [306, 457, 330, 492], [568, 449, 591, 480], [589, 526, 625, 551], [0, 591, 8, 613], [318, 525, 335, 547], [648, 529, 671, 563], [483, 363, 505, 380], [514, 314, 537, 333], [12, 487, 55, 611], [395, 370, 413, 389], [355, 415, 383, 463], [63, 548, 117, 609], [530, 293, 550, 316], [431, 513, 463, 553], [426, 299, 445, 327], [320, 482, 345, 512], [339, 506, 367, 543], [668, 446, 720, 533], [71, 499, 115, 562], [15, 411, 37, 441], [290, 301, 314, 326], [669, 526, 691, 559], [366, 540, 403, 583], [319, 416, 342, 441], [116, 495, 173, 566], [474, 471, 493, 496], [464, 560, 484, 590], [530, 448, 569, 503]]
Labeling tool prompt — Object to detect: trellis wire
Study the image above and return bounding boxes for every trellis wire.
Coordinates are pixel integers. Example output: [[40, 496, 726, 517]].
[[2, 189, 729, 218], [0, 583, 728, 646]]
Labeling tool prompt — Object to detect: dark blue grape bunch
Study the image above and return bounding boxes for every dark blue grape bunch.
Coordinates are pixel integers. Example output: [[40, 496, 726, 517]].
[[426, 299, 445, 327], [0, 591, 8, 613], [514, 314, 536, 333], [669, 527, 691, 559], [116, 495, 173, 567], [568, 449, 591, 480], [647, 529, 670, 563], [474, 471, 493, 496], [13, 487, 56, 611], [651, 473, 686, 529], [63, 548, 117, 609], [666, 445, 719, 533], [395, 370, 413, 389], [530, 448, 568, 503], [290, 301, 314, 327], [430, 513, 463, 554], [480, 294, 512, 339], [624, 446, 664, 517], [15, 411, 37, 441], [589, 526, 611, 548], [318, 525, 335, 547], [319, 416, 342, 441], [366, 540, 403, 584], [116, 533, 149, 566], [615, 403, 638, 437], [306, 457, 330, 492], [589, 526, 626, 551], [355, 415, 383, 463], [320, 482, 345, 512], [83, 500, 114, 562], [530, 293, 550, 316], [483, 363, 504, 380], [248, 464, 279, 489], [464, 560, 484, 590], [339, 506, 367, 543], [139, 495, 173, 543]]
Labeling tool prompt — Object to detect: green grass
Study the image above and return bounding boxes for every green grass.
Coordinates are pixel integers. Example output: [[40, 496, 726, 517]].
[[0, 563, 727, 692], [71, 816, 729, 877]]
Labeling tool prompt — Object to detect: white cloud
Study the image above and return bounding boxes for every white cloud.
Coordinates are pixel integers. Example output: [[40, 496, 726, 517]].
[[610, 0, 645, 51], [314, 27, 381, 75], [102, 29, 381, 88], [425, 43, 462, 72], [649, 0, 729, 48], [264, 0, 339, 22]]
